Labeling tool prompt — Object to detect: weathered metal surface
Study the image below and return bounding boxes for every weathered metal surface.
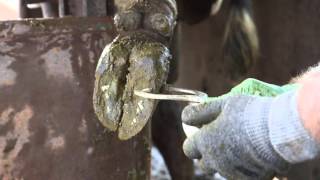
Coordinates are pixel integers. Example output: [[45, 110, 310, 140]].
[[0, 17, 150, 180]]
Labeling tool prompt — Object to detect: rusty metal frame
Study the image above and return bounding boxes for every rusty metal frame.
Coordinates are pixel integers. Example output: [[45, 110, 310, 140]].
[[0, 17, 150, 180]]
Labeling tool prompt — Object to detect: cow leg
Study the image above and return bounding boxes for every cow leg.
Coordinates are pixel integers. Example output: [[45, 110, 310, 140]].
[[152, 101, 194, 180]]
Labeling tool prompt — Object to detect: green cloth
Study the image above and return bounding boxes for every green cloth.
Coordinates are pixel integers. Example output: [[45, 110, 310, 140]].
[[205, 78, 300, 102]]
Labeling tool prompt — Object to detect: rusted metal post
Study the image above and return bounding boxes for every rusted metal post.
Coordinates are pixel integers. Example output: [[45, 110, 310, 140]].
[[0, 17, 150, 180], [41, 1, 59, 17], [58, 0, 70, 17]]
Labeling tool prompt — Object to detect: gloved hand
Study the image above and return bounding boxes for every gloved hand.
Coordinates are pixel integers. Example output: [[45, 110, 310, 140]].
[[205, 78, 298, 102], [182, 79, 301, 179]]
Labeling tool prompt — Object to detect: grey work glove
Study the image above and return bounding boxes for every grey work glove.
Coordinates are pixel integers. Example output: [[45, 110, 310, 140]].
[[182, 94, 291, 180]]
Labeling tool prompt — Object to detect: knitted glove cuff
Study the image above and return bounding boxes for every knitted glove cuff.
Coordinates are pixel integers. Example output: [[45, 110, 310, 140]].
[[244, 97, 289, 172], [268, 90, 320, 163]]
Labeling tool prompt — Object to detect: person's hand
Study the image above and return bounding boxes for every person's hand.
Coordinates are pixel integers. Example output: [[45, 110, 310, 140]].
[[205, 78, 298, 102], [182, 94, 291, 179]]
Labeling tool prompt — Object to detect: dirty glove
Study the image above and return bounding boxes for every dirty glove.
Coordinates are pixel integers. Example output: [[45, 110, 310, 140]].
[[182, 79, 318, 179]]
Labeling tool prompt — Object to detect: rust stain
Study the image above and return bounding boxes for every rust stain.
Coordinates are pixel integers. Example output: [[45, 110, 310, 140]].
[[12, 24, 31, 35], [0, 105, 33, 177]]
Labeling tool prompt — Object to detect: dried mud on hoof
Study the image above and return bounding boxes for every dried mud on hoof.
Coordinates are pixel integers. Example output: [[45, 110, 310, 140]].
[[93, 35, 170, 140]]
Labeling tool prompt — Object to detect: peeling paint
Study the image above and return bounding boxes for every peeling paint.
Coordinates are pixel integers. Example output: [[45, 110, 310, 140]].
[[45, 127, 66, 152], [89, 51, 95, 64], [46, 136, 66, 151], [87, 147, 94, 155], [0, 55, 17, 87], [0, 105, 33, 176], [0, 42, 19, 53], [12, 24, 31, 35], [41, 47, 73, 79], [0, 107, 14, 126], [81, 33, 91, 42], [78, 56, 83, 67], [78, 118, 88, 135]]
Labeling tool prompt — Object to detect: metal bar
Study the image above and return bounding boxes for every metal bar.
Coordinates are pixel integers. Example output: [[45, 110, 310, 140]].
[[58, 0, 70, 17], [41, 2, 59, 17], [0, 17, 149, 180]]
